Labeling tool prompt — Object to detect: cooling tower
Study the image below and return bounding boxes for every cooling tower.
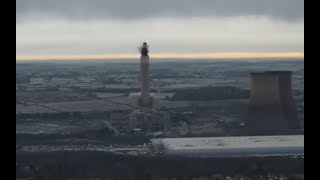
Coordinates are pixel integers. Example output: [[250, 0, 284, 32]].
[[247, 71, 299, 133]]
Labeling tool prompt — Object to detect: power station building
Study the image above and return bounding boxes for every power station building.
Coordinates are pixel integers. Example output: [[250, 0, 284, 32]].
[[151, 135, 304, 157], [247, 71, 300, 134]]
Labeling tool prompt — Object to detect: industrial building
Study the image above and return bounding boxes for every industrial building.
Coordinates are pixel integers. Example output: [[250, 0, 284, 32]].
[[247, 71, 300, 133], [151, 135, 304, 157]]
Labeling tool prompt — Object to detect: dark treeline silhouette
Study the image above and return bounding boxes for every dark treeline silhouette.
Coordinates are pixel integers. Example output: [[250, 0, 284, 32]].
[[169, 86, 250, 101], [16, 133, 149, 146], [16, 151, 304, 180]]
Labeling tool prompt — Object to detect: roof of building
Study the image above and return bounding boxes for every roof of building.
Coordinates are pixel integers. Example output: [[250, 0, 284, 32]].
[[151, 135, 304, 157]]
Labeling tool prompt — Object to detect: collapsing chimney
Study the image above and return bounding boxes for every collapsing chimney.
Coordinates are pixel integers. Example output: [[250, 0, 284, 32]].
[[129, 43, 166, 131], [138, 42, 153, 114], [247, 71, 300, 133]]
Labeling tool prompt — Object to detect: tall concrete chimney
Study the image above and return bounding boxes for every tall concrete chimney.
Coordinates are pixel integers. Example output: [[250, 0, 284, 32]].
[[247, 71, 299, 133], [138, 42, 153, 114]]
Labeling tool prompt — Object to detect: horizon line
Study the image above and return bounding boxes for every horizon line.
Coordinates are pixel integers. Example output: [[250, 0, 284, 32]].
[[16, 52, 304, 61]]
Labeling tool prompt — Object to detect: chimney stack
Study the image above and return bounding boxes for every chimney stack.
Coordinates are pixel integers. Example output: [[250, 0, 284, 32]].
[[138, 42, 153, 114]]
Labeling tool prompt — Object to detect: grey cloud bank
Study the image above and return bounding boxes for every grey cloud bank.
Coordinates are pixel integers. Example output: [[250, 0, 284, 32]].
[[16, 17, 304, 55], [17, 0, 303, 21], [16, 0, 304, 56]]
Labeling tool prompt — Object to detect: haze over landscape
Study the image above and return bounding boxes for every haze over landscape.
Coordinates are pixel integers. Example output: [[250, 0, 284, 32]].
[[16, 0, 304, 60]]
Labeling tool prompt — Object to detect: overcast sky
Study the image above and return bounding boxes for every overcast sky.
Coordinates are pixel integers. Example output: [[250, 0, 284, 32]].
[[16, 0, 304, 59]]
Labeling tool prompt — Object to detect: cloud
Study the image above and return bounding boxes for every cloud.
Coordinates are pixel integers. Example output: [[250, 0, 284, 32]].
[[16, 0, 304, 22], [16, 16, 304, 56], [16, 1, 304, 57]]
